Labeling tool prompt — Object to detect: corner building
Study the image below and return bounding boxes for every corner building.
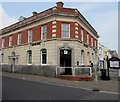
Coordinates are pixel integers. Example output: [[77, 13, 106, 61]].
[[0, 2, 99, 76]]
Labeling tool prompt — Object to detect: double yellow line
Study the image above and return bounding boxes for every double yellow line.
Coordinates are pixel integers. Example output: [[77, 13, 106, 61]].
[[99, 90, 120, 95]]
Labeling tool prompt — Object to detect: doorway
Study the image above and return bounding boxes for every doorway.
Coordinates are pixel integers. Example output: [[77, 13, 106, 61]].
[[60, 49, 72, 74]]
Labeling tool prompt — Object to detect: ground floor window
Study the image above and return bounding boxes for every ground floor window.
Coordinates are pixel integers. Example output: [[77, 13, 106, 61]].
[[81, 50, 84, 65], [41, 49, 47, 65], [27, 50, 32, 64]]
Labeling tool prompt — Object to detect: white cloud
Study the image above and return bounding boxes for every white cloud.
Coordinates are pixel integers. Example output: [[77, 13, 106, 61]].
[[0, 5, 18, 29]]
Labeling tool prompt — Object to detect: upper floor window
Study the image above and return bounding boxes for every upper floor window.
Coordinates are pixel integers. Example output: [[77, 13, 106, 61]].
[[41, 25, 47, 40], [80, 28, 84, 41], [28, 30, 32, 43], [94, 40, 96, 48], [62, 23, 70, 38], [2, 38, 4, 48], [87, 33, 89, 44], [91, 37, 93, 47], [9, 36, 12, 46], [18, 33, 21, 45]]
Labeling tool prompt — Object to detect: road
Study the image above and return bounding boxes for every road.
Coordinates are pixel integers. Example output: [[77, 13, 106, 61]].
[[2, 76, 118, 100]]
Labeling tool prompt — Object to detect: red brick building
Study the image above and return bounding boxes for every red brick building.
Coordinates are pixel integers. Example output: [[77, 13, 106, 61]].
[[0, 2, 99, 76]]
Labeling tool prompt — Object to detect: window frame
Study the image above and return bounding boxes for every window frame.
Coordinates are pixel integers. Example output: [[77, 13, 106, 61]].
[[87, 33, 89, 44], [27, 50, 32, 65], [81, 50, 84, 65], [81, 28, 84, 41], [2, 38, 5, 48], [41, 49, 47, 65], [61, 23, 70, 38], [9, 36, 12, 46], [91, 37, 94, 47], [28, 30, 32, 43], [41, 25, 47, 40], [17, 33, 22, 45]]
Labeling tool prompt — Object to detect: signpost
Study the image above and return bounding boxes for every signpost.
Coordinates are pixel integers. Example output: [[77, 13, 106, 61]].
[[108, 57, 120, 78]]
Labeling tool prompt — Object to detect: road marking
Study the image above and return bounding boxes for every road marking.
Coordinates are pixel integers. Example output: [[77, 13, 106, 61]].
[[99, 91, 120, 95]]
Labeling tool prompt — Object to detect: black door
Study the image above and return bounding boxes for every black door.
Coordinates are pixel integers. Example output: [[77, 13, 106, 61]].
[[60, 49, 72, 74]]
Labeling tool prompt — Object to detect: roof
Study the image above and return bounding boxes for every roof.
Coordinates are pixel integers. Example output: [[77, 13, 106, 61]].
[[0, 3, 99, 38], [109, 50, 119, 58]]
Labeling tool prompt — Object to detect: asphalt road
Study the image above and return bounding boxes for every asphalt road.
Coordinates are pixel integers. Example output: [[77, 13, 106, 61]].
[[2, 76, 118, 100]]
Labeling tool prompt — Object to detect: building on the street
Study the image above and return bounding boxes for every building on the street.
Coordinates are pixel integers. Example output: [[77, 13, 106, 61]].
[[98, 43, 111, 69], [109, 50, 119, 58], [0, 2, 99, 76], [98, 43, 119, 69]]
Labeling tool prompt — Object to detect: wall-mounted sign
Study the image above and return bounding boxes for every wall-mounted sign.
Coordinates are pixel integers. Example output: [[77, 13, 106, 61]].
[[32, 42, 41, 46]]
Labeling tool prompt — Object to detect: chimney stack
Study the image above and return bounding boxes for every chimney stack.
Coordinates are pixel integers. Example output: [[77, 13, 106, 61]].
[[56, 1, 64, 8], [32, 11, 38, 16]]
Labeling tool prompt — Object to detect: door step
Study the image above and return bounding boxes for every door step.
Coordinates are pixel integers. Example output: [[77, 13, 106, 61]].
[[55, 75, 93, 81]]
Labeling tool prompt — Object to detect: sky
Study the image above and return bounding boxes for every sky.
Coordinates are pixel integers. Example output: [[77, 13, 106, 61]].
[[0, 0, 118, 53]]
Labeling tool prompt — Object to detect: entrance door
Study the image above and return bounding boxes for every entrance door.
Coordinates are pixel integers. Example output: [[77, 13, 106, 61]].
[[60, 49, 72, 74]]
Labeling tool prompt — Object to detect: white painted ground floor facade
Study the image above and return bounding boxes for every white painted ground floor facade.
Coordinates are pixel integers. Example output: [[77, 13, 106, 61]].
[[0, 39, 98, 67]]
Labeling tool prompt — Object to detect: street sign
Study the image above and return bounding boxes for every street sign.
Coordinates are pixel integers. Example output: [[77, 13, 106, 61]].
[[110, 61, 119, 68], [108, 57, 120, 69]]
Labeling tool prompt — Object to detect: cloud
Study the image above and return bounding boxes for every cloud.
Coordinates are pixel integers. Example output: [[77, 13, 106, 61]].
[[93, 10, 118, 51], [0, 5, 18, 29], [77, 3, 118, 51]]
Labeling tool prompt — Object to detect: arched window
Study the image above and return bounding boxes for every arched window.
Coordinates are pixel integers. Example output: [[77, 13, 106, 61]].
[[92, 53, 94, 63], [27, 50, 32, 64], [87, 52, 90, 65], [81, 50, 84, 65], [41, 49, 47, 65]]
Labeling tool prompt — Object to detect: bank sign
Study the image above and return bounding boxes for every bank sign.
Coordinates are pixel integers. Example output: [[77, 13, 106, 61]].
[[109, 57, 120, 69]]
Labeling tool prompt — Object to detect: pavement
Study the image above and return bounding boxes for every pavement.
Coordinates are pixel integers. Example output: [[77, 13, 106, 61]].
[[1, 72, 120, 95]]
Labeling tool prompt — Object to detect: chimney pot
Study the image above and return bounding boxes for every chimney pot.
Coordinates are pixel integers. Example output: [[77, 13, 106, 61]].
[[33, 11, 38, 16], [56, 1, 64, 8]]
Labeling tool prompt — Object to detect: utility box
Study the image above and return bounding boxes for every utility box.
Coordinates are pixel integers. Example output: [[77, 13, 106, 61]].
[[100, 69, 107, 80]]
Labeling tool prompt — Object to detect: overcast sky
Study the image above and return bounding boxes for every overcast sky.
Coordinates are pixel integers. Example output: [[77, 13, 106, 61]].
[[0, 1, 118, 52]]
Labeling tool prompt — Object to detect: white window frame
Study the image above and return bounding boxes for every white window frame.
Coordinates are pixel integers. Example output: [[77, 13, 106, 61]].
[[17, 33, 21, 45], [81, 50, 84, 65], [87, 33, 89, 44], [41, 49, 47, 65], [41, 25, 47, 40], [9, 36, 12, 46], [81, 28, 84, 41], [91, 37, 93, 47], [62, 23, 70, 38], [28, 30, 32, 43], [95, 40, 97, 48], [27, 50, 32, 65], [2, 38, 5, 48]]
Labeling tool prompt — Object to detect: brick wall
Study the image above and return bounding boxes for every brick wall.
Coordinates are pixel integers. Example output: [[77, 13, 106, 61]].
[[12, 33, 17, 45], [32, 25, 41, 41], [4, 36, 9, 47], [21, 29, 28, 44], [0, 20, 98, 49]]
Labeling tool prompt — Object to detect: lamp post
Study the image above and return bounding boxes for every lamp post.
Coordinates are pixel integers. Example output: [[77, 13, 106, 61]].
[[1, 53, 4, 64], [106, 55, 110, 80]]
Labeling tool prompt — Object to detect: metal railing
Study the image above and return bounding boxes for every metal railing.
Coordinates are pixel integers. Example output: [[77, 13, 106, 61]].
[[56, 66, 92, 76]]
